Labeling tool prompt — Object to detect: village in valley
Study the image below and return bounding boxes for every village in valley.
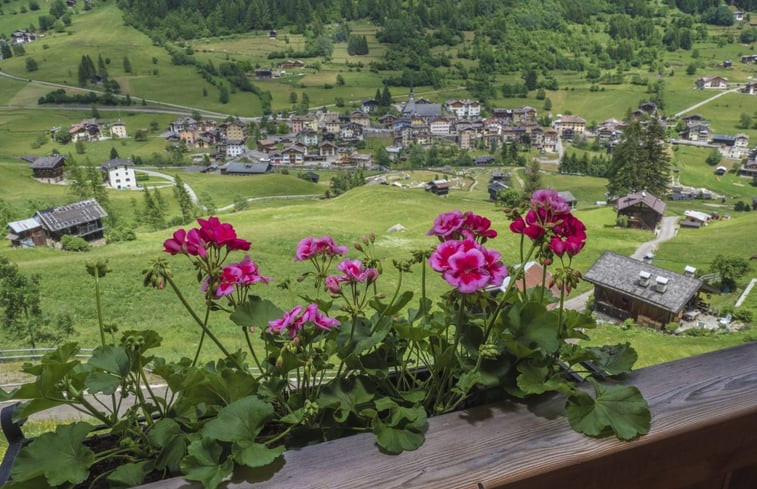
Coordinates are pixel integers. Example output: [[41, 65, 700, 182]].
[[0, 0, 756, 354]]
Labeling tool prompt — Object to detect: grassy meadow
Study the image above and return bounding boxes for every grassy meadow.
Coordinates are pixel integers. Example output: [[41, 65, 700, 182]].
[[0, 0, 755, 384]]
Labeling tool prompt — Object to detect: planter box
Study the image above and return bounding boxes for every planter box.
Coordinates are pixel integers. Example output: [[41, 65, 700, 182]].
[[133, 342, 757, 489]]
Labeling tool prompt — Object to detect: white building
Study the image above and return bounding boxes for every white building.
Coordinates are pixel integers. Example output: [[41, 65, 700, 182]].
[[100, 158, 138, 190], [110, 121, 128, 139]]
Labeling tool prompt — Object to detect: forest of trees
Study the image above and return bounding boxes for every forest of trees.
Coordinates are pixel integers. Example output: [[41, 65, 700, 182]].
[[114, 0, 744, 98]]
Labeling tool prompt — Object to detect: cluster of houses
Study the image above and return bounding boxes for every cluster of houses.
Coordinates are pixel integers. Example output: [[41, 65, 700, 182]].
[[6, 199, 107, 248], [254, 59, 306, 79], [677, 113, 751, 160], [26, 154, 139, 190], [51, 119, 129, 143]]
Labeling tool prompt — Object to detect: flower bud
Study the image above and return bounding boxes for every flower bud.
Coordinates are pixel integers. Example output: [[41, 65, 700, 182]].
[[354, 242, 364, 252], [275, 355, 284, 369]]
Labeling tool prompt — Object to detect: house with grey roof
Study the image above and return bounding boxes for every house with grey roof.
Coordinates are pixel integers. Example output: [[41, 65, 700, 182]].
[[34, 199, 108, 244], [221, 161, 271, 175], [614, 191, 666, 230], [583, 251, 703, 328], [30, 155, 66, 183]]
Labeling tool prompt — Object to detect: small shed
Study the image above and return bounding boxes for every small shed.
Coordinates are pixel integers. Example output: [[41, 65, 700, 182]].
[[488, 181, 509, 201], [6, 218, 45, 248], [614, 191, 666, 231], [221, 161, 271, 175], [583, 251, 704, 329], [425, 180, 450, 196], [557, 191, 578, 209]]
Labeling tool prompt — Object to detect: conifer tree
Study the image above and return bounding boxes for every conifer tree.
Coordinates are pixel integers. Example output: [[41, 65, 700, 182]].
[[173, 174, 194, 224], [607, 119, 670, 198]]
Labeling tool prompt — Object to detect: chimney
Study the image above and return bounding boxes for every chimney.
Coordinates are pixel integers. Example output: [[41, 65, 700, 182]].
[[639, 271, 651, 287], [684, 265, 696, 277], [655, 276, 669, 293]]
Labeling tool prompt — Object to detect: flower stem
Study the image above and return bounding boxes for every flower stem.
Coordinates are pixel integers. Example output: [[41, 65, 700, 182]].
[[93, 267, 105, 347], [165, 275, 243, 370]]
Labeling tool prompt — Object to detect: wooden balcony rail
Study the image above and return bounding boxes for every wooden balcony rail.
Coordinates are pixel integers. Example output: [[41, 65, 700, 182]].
[[129, 342, 757, 489]]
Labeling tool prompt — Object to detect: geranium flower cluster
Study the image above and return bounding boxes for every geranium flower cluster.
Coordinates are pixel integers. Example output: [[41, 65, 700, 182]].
[[325, 258, 379, 294], [213, 256, 272, 297], [163, 217, 251, 256], [267, 303, 341, 338], [294, 236, 349, 262], [427, 210, 498, 243], [509, 190, 586, 258], [429, 211, 508, 294]]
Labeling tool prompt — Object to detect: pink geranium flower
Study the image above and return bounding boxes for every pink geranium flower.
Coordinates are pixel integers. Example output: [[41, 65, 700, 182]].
[[301, 303, 341, 332], [427, 210, 465, 239], [294, 236, 349, 262], [268, 305, 304, 337], [430, 240, 507, 294], [336, 259, 378, 283], [214, 256, 272, 297], [549, 214, 586, 257], [462, 212, 497, 241]]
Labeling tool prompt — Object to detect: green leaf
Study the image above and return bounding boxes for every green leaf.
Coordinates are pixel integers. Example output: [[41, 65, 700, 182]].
[[88, 345, 131, 376], [586, 343, 638, 376], [369, 290, 414, 316], [85, 371, 122, 395], [230, 296, 283, 330], [232, 440, 285, 468], [147, 418, 188, 472], [120, 329, 163, 351], [505, 302, 560, 357], [516, 364, 574, 396], [11, 422, 95, 486], [181, 437, 234, 489], [318, 376, 375, 423], [107, 461, 153, 487], [566, 380, 650, 441], [202, 395, 273, 443], [373, 420, 426, 454]]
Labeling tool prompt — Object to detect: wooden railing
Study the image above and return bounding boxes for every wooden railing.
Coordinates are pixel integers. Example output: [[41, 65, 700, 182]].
[[133, 341, 757, 488]]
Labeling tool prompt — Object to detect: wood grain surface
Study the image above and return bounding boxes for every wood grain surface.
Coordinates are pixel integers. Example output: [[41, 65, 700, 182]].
[[136, 342, 757, 489]]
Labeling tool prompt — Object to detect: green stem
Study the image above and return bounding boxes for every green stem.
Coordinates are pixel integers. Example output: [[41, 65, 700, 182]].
[[243, 326, 264, 374], [191, 307, 210, 367], [484, 241, 538, 341], [165, 275, 243, 370], [94, 268, 105, 347]]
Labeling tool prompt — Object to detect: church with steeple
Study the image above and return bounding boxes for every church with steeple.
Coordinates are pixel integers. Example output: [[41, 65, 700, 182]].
[[400, 87, 442, 119]]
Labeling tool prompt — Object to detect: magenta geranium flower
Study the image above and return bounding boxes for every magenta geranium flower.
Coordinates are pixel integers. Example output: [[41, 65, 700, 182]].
[[214, 256, 272, 297], [549, 214, 586, 257], [197, 217, 251, 251], [443, 247, 491, 294], [430, 239, 507, 294], [462, 212, 497, 241], [294, 236, 349, 262], [324, 275, 342, 294], [163, 228, 208, 257]]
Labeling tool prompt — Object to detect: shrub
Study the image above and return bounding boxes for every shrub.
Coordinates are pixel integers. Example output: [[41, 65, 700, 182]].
[[60, 235, 90, 252], [734, 309, 754, 323], [616, 215, 629, 228]]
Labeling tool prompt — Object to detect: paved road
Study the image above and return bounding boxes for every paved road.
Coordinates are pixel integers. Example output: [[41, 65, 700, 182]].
[[673, 86, 741, 118], [563, 216, 679, 312]]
